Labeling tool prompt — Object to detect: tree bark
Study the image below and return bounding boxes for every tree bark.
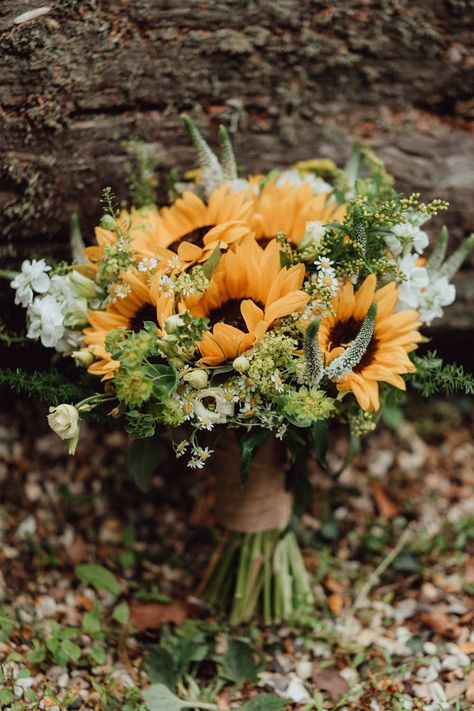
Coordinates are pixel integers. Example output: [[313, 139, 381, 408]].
[[0, 0, 473, 348]]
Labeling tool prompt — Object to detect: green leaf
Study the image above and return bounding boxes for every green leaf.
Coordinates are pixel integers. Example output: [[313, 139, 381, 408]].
[[240, 695, 286, 711], [82, 611, 102, 635], [311, 419, 329, 467], [112, 601, 130, 626], [145, 647, 178, 688], [202, 244, 221, 279], [392, 549, 421, 573], [127, 436, 163, 492], [143, 683, 217, 710], [222, 640, 257, 686], [61, 638, 82, 662], [239, 428, 269, 486], [148, 364, 178, 398], [75, 564, 121, 596], [89, 645, 106, 665], [0, 689, 14, 705]]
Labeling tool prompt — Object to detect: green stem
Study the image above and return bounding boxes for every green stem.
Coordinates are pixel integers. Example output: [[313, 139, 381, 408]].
[[0, 269, 17, 281], [230, 534, 253, 625]]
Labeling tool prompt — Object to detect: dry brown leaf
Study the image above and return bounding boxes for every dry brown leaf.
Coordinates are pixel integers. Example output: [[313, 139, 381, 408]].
[[459, 642, 474, 655], [312, 665, 349, 703], [130, 601, 195, 632], [370, 480, 401, 519], [419, 609, 462, 639], [327, 592, 344, 615], [63, 536, 87, 565]]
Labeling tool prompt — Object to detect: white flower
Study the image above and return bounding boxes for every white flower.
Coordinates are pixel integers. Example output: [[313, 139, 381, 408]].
[[198, 416, 214, 431], [193, 387, 235, 424], [27, 295, 65, 348], [138, 257, 158, 272], [166, 255, 182, 270], [277, 170, 331, 194], [159, 274, 175, 295], [69, 270, 98, 298], [299, 221, 327, 251], [386, 223, 429, 256], [47, 404, 80, 454], [417, 277, 455, 326], [270, 371, 285, 393], [11, 259, 51, 307], [49, 275, 89, 328], [397, 253, 429, 308], [317, 271, 339, 295], [314, 256, 334, 273]]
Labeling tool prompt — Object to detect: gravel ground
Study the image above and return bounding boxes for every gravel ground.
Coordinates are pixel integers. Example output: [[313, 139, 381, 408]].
[[0, 394, 474, 710]]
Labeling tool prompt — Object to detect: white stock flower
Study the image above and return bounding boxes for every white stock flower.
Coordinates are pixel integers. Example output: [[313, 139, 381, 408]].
[[397, 253, 429, 309], [47, 404, 81, 454], [193, 387, 235, 424], [417, 277, 455, 326], [27, 295, 65, 348], [11, 259, 51, 307], [386, 223, 429, 256], [276, 170, 331, 194]]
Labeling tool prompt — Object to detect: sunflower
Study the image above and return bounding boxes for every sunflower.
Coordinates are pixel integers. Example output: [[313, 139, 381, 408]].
[[318, 274, 422, 411], [83, 270, 173, 379], [250, 181, 346, 246], [182, 237, 310, 366], [152, 183, 253, 263]]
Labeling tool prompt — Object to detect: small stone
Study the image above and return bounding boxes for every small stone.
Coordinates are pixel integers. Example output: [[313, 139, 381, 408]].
[[25, 480, 42, 502], [284, 677, 310, 703], [424, 642, 438, 655], [296, 659, 312, 680], [421, 582, 439, 601], [16, 515, 37, 540], [466, 681, 474, 702], [57, 672, 69, 688]]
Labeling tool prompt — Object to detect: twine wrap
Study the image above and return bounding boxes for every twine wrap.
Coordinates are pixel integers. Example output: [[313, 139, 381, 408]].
[[213, 431, 293, 533]]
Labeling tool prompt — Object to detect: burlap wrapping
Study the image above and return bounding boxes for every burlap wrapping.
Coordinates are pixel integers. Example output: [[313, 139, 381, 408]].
[[212, 431, 293, 533]]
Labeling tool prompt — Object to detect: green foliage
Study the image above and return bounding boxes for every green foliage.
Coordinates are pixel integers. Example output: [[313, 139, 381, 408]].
[[221, 640, 258, 685], [126, 410, 157, 438], [410, 351, 474, 396], [123, 140, 158, 208], [144, 683, 217, 711], [0, 367, 89, 405], [145, 622, 211, 689], [239, 427, 269, 485], [240, 696, 286, 711], [127, 436, 163, 492], [75, 563, 121, 595], [0, 319, 26, 346]]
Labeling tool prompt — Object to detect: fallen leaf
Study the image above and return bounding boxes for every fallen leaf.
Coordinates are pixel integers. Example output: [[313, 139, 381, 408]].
[[130, 601, 194, 631], [419, 610, 461, 639], [459, 642, 474, 655], [312, 665, 349, 703], [327, 592, 344, 615], [370, 480, 401, 519], [63, 536, 87, 565]]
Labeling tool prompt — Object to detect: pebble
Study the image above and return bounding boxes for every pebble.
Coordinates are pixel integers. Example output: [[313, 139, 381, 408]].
[[57, 672, 70, 688], [284, 677, 310, 703], [16, 515, 37, 540], [296, 659, 312, 680], [423, 642, 438, 655]]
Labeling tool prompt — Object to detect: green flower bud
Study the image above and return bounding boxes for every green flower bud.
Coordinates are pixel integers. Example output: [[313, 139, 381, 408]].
[[70, 270, 98, 298], [72, 349, 94, 367], [183, 368, 208, 389], [233, 355, 250, 373], [99, 214, 118, 231]]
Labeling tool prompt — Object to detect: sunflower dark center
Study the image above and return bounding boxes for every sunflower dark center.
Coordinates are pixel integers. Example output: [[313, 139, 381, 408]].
[[328, 317, 377, 372], [208, 298, 264, 332], [168, 224, 215, 253], [130, 303, 157, 332]]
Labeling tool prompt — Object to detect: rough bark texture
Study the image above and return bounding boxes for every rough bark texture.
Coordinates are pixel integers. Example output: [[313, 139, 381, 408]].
[[0, 0, 473, 348]]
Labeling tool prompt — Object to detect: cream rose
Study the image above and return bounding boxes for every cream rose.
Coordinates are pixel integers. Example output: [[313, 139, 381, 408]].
[[47, 404, 80, 453]]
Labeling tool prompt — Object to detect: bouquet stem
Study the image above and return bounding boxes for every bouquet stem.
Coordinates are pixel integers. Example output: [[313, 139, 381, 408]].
[[202, 528, 313, 625]]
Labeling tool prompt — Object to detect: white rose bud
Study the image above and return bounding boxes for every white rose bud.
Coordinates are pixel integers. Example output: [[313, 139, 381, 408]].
[[70, 270, 98, 298], [165, 314, 184, 334], [47, 404, 80, 454], [183, 368, 208, 389], [233, 355, 250, 373], [72, 349, 94, 367]]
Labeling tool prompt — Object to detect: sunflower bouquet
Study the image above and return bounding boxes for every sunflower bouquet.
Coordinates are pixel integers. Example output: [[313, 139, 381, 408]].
[[4, 116, 473, 623]]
